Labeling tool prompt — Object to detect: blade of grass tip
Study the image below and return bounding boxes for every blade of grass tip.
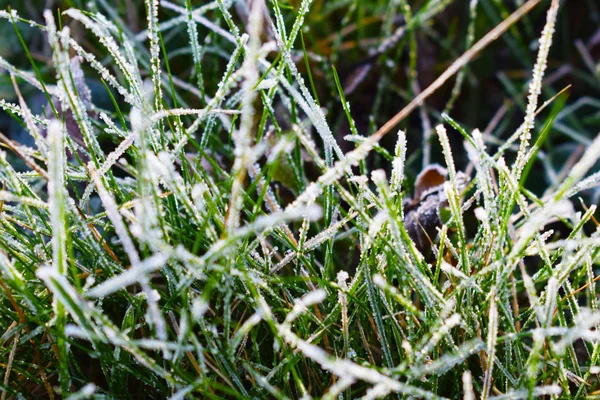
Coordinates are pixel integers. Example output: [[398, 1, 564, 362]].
[[145, 0, 163, 113], [390, 130, 407, 195], [436, 124, 469, 274], [519, 89, 569, 188], [512, 0, 560, 180], [463, 370, 475, 400], [47, 119, 70, 394]]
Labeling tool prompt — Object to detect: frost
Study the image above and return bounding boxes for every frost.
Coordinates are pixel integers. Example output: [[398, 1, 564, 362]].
[[513, 0, 560, 178], [285, 289, 327, 324], [256, 78, 277, 90], [65, 383, 96, 400], [86, 253, 167, 298], [483, 289, 498, 399], [463, 371, 475, 400], [192, 298, 209, 319], [390, 130, 407, 194], [474, 207, 488, 221], [45, 118, 68, 299]]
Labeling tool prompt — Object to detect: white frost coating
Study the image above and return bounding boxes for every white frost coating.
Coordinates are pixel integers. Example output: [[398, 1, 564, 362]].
[[482, 289, 498, 400], [513, 0, 560, 178], [284, 289, 327, 324], [436, 125, 457, 179], [474, 207, 488, 221], [0, 9, 18, 20], [47, 120, 67, 276], [145, 0, 163, 111], [337, 271, 349, 289], [558, 132, 600, 197], [149, 151, 204, 225], [567, 171, 600, 198], [161, 0, 236, 44], [276, 62, 341, 166], [130, 107, 147, 140], [86, 253, 167, 298], [191, 182, 210, 216], [65, 324, 193, 351], [150, 107, 239, 122], [183, 0, 204, 102], [65, 383, 96, 400], [487, 385, 561, 399], [269, 0, 345, 168], [462, 371, 474, 400], [419, 314, 461, 361], [0, 99, 48, 127], [35, 267, 99, 343], [553, 309, 600, 354], [323, 376, 355, 400], [266, 135, 296, 164], [0, 253, 29, 310], [441, 261, 469, 281], [256, 78, 278, 90], [372, 274, 386, 288], [518, 200, 575, 247], [304, 212, 357, 252], [138, 1, 217, 43], [68, 38, 136, 106], [467, 129, 494, 211], [80, 132, 136, 207], [370, 169, 386, 185], [390, 130, 407, 193], [365, 211, 387, 250], [51, 25, 103, 159], [337, 270, 350, 365], [11, 77, 46, 156], [204, 204, 322, 262], [287, 136, 373, 208], [79, 383, 96, 396], [0, 191, 48, 209], [192, 298, 209, 319], [232, 313, 263, 352], [278, 321, 439, 399], [89, 165, 141, 267], [0, 57, 58, 95], [544, 277, 559, 326]]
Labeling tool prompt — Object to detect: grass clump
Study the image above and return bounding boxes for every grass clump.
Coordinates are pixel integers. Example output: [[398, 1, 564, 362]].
[[0, 0, 600, 398]]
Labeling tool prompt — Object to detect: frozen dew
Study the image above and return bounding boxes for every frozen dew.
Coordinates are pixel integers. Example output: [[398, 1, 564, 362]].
[[390, 130, 407, 194], [463, 370, 475, 400], [1, 1, 598, 398], [86, 253, 168, 298], [513, 0, 560, 178]]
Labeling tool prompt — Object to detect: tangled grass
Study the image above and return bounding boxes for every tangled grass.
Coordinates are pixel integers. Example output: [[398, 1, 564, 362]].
[[0, 0, 600, 398]]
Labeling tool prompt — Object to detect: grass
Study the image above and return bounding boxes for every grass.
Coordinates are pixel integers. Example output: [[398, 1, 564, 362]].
[[0, 0, 600, 398]]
